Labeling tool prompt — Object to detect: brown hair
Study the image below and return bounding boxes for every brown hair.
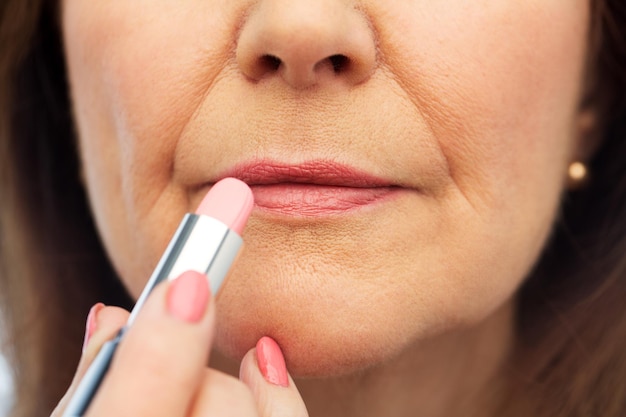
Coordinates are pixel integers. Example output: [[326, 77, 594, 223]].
[[506, 1, 626, 414], [0, 2, 131, 415], [1, 1, 625, 416]]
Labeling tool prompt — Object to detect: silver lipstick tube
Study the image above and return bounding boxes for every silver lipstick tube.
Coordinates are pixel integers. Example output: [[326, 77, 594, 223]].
[[128, 213, 242, 324]]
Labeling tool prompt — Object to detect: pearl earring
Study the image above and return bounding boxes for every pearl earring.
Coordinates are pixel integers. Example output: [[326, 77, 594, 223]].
[[567, 161, 588, 188]]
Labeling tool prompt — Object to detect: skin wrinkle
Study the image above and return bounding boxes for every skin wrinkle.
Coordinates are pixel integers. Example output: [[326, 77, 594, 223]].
[[378, 61, 482, 214], [173, 0, 254, 168], [376, 4, 576, 211], [366, 7, 484, 213], [125, 24, 245, 276], [165, 61, 238, 214], [173, 64, 234, 190]]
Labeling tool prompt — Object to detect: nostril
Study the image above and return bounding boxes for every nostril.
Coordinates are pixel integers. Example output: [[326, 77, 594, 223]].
[[259, 54, 282, 72], [236, 1, 376, 87], [329, 54, 349, 73]]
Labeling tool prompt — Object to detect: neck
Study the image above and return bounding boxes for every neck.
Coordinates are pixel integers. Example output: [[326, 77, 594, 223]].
[[296, 302, 514, 417]]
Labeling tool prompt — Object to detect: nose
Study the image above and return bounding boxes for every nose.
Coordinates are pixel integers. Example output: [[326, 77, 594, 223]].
[[236, 0, 377, 89]]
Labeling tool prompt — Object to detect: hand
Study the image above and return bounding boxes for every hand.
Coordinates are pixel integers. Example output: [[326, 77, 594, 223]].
[[52, 271, 308, 417]]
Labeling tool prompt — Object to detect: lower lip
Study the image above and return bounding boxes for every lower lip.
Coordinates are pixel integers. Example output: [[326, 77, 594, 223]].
[[249, 184, 402, 216]]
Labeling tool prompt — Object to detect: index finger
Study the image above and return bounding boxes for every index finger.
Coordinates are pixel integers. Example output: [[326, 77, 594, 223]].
[[87, 270, 215, 417]]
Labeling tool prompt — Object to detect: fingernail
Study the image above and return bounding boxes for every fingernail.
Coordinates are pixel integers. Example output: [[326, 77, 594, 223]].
[[83, 303, 104, 353], [166, 270, 210, 322], [256, 336, 289, 387]]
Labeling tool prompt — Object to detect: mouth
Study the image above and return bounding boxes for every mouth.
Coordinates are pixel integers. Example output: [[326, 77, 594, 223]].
[[217, 160, 407, 216]]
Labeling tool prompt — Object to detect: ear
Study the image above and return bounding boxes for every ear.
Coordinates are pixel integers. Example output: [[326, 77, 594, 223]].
[[566, 105, 599, 190], [574, 102, 603, 161]]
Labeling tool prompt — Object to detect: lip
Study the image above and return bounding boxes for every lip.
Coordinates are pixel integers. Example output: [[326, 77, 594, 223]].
[[216, 160, 406, 216]]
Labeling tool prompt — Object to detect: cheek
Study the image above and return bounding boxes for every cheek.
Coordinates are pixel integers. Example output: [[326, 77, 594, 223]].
[[377, 0, 589, 248], [379, 2, 588, 167], [62, 1, 242, 290], [63, 1, 228, 201]]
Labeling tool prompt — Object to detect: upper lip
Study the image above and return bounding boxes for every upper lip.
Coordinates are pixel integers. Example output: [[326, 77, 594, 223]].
[[218, 160, 394, 188]]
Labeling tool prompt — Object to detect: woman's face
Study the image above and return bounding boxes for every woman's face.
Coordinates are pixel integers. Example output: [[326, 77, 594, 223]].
[[62, 0, 590, 375]]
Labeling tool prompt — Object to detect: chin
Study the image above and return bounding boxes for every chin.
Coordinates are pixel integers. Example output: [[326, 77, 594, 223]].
[[209, 273, 455, 378], [212, 311, 404, 378]]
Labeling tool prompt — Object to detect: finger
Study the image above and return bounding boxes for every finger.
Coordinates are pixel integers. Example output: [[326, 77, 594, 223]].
[[240, 337, 309, 417], [52, 305, 129, 417], [87, 270, 215, 417]]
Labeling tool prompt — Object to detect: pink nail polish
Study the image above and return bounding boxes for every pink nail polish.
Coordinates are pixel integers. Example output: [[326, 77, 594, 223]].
[[256, 336, 289, 387], [166, 270, 210, 322], [83, 303, 104, 353]]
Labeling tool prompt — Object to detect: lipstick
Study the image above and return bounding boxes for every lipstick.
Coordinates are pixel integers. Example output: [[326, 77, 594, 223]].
[[63, 178, 254, 417], [129, 178, 253, 323]]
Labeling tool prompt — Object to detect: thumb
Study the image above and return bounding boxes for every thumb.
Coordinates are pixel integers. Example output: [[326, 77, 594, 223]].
[[240, 337, 308, 417]]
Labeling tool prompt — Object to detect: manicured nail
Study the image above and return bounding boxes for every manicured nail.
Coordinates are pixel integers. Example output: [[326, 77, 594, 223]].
[[256, 336, 289, 387], [166, 270, 210, 322], [83, 303, 104, 353]]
